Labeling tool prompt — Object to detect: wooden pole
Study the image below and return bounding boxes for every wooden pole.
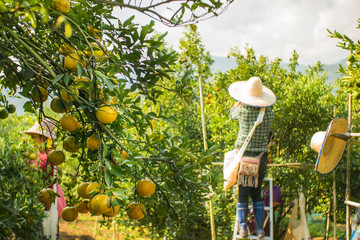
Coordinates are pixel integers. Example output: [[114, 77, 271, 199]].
[[346, 94, 352, 240], [198, 76, 216, 240], [333, 106, 337, 240], [333, 171, 337, 240]]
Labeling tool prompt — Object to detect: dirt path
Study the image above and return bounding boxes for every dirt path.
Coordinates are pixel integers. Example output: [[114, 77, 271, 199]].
[[59, 213, 150, 240]]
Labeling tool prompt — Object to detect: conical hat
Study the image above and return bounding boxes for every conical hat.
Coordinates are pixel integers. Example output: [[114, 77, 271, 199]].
[[310, 118, 348, 174], [25, 118, 56, 139], [228, 77, 276, 107]]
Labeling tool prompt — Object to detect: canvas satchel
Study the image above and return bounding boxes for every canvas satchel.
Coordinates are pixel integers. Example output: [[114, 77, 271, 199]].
[[223, 108, 265, 190]]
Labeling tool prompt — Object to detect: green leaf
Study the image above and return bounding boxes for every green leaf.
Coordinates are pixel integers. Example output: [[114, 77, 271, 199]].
[[54, 74, 64, 84], [190, 24, 197, 32], [104, 169, 112, 188]]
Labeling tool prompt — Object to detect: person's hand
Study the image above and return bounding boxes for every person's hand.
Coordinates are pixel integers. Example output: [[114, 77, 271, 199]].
[[234, 102, 242, 107]]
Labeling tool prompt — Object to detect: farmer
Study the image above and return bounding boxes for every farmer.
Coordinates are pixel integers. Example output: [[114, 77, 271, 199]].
[[228, 76, 276, 238], [25, 118, 66, 240]]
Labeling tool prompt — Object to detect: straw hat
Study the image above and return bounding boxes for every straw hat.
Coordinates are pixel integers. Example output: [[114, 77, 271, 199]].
[[310, 118, 348, 174], [25, 118, 56, 139], [228, 77, 276, 107]]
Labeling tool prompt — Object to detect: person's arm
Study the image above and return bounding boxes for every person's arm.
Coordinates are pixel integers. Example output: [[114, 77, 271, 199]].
[[229, 102, 242, 120]]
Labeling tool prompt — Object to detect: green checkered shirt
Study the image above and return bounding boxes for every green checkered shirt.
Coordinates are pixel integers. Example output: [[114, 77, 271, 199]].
[[229, 105, 274, 152]]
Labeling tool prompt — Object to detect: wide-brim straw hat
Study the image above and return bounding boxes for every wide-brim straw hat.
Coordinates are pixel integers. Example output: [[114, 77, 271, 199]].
[[25, 118, 56, 139], [228, 77, 276, 107], [310, 118, 348, 174]]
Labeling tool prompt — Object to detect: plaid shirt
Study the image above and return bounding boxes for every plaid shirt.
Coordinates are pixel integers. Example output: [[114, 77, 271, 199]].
[[229, 105, 274, 152]]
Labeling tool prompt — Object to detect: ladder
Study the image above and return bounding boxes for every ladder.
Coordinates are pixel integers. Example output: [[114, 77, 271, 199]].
[[233, 177, 274, 240]]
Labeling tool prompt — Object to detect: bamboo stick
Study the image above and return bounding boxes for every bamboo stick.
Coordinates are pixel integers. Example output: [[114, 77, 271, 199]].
[[346, 94, 352, 240], [198, 76, 216, 240]]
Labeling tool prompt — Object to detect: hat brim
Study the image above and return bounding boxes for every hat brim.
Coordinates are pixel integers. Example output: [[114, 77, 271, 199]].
[[25, 124, 56, 139], [228, 81, 276, 107], [315, 118, 348, 174]]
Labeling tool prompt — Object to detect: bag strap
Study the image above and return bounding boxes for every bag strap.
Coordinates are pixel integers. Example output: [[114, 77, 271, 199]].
[[233, 107, 266, 163]]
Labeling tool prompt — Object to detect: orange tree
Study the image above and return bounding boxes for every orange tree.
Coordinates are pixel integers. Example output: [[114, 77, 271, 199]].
[[142, 28, 347, 238], [141, 28, 218, 239], [0, 0, 235, 239], [327, 19, 360, 222]]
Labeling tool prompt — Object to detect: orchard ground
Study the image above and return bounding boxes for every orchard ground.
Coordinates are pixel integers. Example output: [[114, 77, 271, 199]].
[[59, 213, 346, 240]]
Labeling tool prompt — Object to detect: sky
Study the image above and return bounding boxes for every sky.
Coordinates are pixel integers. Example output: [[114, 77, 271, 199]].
[[115, 0, 360, 65]]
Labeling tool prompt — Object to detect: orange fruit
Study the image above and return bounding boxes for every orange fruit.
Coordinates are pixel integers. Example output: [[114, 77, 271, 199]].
[[0, 108, 9, 119], [215, 87, 221, 92], [86, 134, 100, 150], [75, 199, 90, 213], [39, 188, 55, 205], [59, 43, 74, 56], [47, 150, 65, 165], [60, 114, 79, 132], [6, 104, 16, 114], [50, 97, 68, 113], [60, 86, 79, 102], [63, 136, 79, 153], [85, 42, 106, 60], [53, 0, 70, 14], [31, 85, 49, 103], [64, 53, 84, 72], [207, 93, 213, 98], [126, 202, 145, 220], [103, 204, 120, 217], [121, 150, 128, 159], [205, 100, 211, 104], [61, 206, 78, 222], [95, 106, 117, 124], [137, 179, 156, 197], [85, 182, 100, 198], [87, 25, 100, 39], [77, 182, 90, 199], [90, 194, 111, 214]]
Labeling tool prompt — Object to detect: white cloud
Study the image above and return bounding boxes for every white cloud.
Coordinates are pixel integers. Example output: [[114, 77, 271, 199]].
[[115, 0, 360, 65]]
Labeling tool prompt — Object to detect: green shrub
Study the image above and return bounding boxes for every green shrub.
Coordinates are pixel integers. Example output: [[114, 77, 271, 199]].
[[0, 114, 47, 239]]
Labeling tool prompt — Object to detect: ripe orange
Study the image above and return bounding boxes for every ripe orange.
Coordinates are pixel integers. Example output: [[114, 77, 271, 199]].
[[64, 53, 84, 72], [50, 97, 68, 113], [53, 0, 70, 14], [47, 150, 65, 165], [95, 106, 117, 124], [103, 204, 120, 217], [63, 136, 79, 153], [85, 42, 106, 60], [215, 87, 221, 92], [121, 150, 128, 159], [207, 93, 213, 98], [59, 43, 74, 56], [77, 182, 90, 199], [90, 194, 111, 214], [87, 199, 101, 216], [205, 100, 211, 104], [75, 199, 90, 213], [61, 206, 78, 222], [60, 86, 79, 102], [87, 25, 100, 39], [60, 114, 79, 132], [31, 85, 49, 103], [86, 134, 100, 150], [39, 188, 55, 205], [137, 179, 156, 197], [85, 182, 100, 198], [126, 202, 145, 220]]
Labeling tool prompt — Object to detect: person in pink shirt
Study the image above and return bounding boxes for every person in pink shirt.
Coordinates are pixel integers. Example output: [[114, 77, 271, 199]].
[[25, 118, 66, 239]]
